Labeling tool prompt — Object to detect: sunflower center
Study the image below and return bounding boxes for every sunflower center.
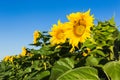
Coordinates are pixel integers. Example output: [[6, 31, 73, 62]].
[[56, 30, 64, 39], [73, 24, 86, 36]]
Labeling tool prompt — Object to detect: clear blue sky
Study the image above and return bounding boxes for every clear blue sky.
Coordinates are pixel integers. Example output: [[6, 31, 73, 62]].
[[0, 0, 120, 60]]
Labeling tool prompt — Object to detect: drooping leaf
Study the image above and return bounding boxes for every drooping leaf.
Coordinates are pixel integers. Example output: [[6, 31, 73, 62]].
[[23, 71, 50, 80], [92, 49, 105, 57], [103, 61, 120, 80], [49, 58, 74, 80], [33, 71, 50, 80], [57, 67, 100, 80]]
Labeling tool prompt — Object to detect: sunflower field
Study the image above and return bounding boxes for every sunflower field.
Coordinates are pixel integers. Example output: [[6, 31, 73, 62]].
[[0, 9, 120, 80]]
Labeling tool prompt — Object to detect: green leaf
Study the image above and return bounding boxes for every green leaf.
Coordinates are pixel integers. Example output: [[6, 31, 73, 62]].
[[24, 67, 32, 73], [109, 16, 115, 26], [31, 45, 59, 55], [29, 42, 42, 47], [33, 71, 50, 80], [39, 45, 54, 55], [118, 32, 120, 40], [0, 62, 6, 71], [93, 49, 105, 57], [57, 67, 100, 80], [49, 58, 74, 80], [83, 39, 96, 50], [86, 56, 99, 66], [103, 61, 120, 80], [108, 27, 116, 32], [85, 44, 96, 50]]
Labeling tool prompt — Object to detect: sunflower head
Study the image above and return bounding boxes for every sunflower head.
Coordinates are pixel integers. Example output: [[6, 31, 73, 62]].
[[21, 47, 27, 56], [66, 9, 94, 50], [3, 56, 14, 63], [9, 56, 14, 63], [49, 20, 68, 46], [3, 56, 11, 61], [33, 30, 41, 44]]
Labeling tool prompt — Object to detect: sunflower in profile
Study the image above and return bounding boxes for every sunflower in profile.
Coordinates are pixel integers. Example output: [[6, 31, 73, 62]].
[[21, 47, 27, 56], [3, 56, 14, 62], [3, 56, 11, 62], [66, 9, 94, 50], [49, 20, 68, 46], [33, 30, 41, 44]]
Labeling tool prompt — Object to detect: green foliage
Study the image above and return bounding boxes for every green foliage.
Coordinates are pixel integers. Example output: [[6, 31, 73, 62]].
[[50, 58, 99, 80], [49, 58, 74, 80], [0, 17, 120, 80], [86, 55, 99, 66], [103, 61, 120, 80], [57, 67, 100, 80]]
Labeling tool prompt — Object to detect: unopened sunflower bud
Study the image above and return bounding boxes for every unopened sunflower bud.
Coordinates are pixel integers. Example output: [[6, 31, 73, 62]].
[[31, 61, 33, 64], [43, 62, 46, 70], [38, 57, 41, 59], [82, 52, 88, 57], [41, 55, 44, 59], [86, 48, 91, 53]]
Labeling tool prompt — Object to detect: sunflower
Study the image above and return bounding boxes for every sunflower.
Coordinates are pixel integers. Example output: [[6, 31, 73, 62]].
[[49, 20, 68, 46], [21, 47, 27, 56], [3, 56, 14, 62], [33, 30, 41, 44], [9, 56, 14, 63], [3, 56, 11, 61], [66, 9, 94, 49]]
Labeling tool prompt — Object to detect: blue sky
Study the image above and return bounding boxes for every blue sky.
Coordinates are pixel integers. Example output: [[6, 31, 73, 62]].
[[0, 0, 120, 60]]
